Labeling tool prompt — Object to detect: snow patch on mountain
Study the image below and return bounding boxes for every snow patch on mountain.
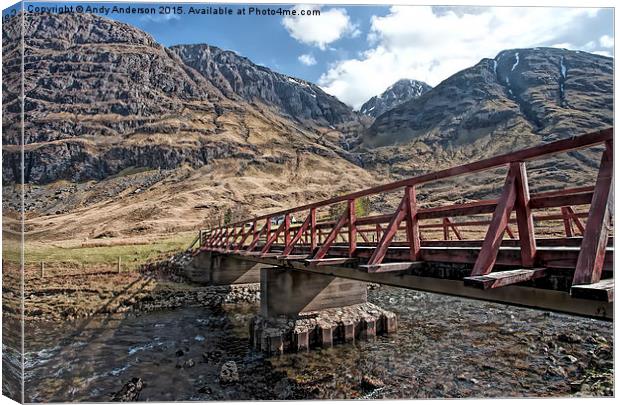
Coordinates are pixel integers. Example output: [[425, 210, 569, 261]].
[[511, 52, 520, 72], [360, 79, 432, 118]]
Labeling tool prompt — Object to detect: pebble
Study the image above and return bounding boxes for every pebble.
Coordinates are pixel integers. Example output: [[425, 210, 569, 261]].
[[565, 355, 578, 363], [111, 377, 144, 401], [219, 361, 239, 385], [360, 375, 385, 390], [548, 366, 567, 378], [557, 332, 583, 344]]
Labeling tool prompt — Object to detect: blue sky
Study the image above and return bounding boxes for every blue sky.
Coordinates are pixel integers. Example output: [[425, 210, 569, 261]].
[[3, 2, 388, 85], [2, 2, 615, 108]]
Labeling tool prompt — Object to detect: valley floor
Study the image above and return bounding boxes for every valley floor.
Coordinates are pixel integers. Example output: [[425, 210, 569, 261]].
[[1, 235, 613, 401]]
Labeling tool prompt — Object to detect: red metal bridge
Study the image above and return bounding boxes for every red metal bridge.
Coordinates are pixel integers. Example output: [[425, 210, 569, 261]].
[[193, 128, 614, 320]]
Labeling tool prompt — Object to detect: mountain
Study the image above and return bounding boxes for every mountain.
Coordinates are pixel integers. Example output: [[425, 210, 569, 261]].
[[170, 44, 367, 130], [3, 11, 223, 183], [359, 47, 612, 204], [360, 79, 432, 118], [365, 48, 612, 149], [3, 12, 613, 241], [2, 12, 378, 239], [1, 12, 363, 184]]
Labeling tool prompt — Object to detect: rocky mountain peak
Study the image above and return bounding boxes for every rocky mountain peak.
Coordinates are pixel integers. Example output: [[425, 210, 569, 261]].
[[171, 43, 362, 128], [23, 11, 159, 49], [360, 78, 432, 118], [365, 47, 612, 149], [490, 47, 612, 122], [3, 12, 366, 186]]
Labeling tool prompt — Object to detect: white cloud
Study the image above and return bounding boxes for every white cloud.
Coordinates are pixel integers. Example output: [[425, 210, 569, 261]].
[[298, 54, 317, 66], [600, 34, 614, 48], [140, 13, 180, 23], [283, 5, 359, 50], [550, 43, 574, 49], [318, 6, 609, 109]]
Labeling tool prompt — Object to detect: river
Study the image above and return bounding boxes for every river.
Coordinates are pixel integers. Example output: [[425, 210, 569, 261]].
[[12, 286, 614, 401]]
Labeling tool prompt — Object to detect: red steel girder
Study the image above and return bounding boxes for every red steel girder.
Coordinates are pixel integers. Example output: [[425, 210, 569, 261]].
[[573, 140, 614, 285]]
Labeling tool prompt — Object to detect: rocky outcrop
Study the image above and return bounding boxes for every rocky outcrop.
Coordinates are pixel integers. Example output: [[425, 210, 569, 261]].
[[4, 12, 220, 147], [171, 44, 363, 128], [3, 12, 220, 183], [360, 79, 431, 118], [1, 12, 366, 185]]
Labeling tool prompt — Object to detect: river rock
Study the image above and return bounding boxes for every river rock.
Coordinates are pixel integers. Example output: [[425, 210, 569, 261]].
[[547, 365, 567, 378], [557, 332, 583, 344], [219, 361, 239, 385], [565, 355, 578, 363], [111, 377, 144, 401], [361, 375, 384, 390], [202, 349, 223, 363]]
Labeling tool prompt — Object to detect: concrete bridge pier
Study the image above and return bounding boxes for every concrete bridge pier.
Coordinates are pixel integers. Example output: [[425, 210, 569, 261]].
[[184, 251, 267, 284], [249, 267, 398, 354]]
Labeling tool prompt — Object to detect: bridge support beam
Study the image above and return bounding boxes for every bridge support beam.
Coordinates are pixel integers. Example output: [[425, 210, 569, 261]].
[[250, 267, 397, 354], [184, 251, 268, 285]]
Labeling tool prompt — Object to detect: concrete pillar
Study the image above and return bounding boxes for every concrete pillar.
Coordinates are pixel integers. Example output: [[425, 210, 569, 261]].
[[259, 267, 368, 317], [250, 267, 397, 354], [184, 251, 271, 285]]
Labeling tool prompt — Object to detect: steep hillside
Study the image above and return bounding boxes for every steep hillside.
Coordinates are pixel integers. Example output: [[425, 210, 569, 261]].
[[365, 48, 612, 149], [2, 13, 612, 242], [171, 44, 369, 131], [360, 79, 432, 118], [358, 48, 612, 205], [1, 12, 379, 239]]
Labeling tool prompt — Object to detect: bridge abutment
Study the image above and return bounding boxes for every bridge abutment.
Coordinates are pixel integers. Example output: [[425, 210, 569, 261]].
[[250, 267, 397, 354], [184, 251, 268, 285]]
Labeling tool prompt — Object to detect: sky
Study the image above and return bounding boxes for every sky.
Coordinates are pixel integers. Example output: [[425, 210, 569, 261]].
[[2, 2, 615, 109]]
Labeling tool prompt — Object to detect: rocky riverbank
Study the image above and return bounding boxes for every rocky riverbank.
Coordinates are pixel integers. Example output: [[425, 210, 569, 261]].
[[12, 280, 613, 401], [10, 254, 260, 323], [5, 251, 613, 400]]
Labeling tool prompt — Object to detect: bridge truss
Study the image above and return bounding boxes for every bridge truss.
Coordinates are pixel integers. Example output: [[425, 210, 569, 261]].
[[194, 128, 614, 320]]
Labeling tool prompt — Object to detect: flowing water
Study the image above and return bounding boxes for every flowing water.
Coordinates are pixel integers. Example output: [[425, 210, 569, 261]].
[[13, 286, 613, 401]]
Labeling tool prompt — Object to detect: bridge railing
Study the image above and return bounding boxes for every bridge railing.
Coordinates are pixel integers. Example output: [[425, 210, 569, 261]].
[[198, 128, 613, 287]]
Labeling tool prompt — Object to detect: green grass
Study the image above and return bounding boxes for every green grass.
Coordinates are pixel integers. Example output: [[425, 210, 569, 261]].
[[3, 232, 196, 269]]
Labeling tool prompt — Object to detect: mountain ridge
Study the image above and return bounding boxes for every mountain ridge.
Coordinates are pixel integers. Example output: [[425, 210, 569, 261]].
[[170, 43, 368, 130], [2, 11, 379, 240], [365, 47, 612, 150], [360, 79, 432, 118], [2, 12, 613, 240]]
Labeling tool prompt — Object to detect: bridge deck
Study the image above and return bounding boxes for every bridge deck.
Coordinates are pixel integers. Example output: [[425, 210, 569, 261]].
[[193, 129, 615, 320], [217, 250, 612, 320]]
